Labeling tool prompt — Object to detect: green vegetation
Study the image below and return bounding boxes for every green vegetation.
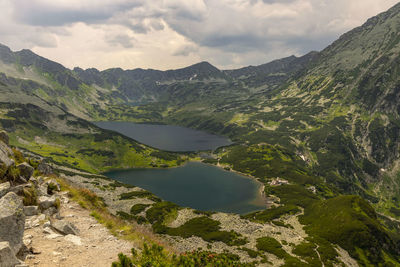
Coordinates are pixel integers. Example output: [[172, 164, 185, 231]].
[[130, 204, 150, 215], [119, 191, 161, 202], [243, 204, 300, 223], [112, 243, 253, 267], [300, 195, 400, 265], [164, 216, 247, 246]]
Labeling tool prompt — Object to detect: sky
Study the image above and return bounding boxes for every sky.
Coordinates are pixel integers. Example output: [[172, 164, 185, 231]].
[[0, 0, 399, 71]]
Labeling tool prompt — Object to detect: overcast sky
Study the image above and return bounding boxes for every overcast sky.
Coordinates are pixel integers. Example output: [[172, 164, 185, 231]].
[[0, 0, 398, 70]]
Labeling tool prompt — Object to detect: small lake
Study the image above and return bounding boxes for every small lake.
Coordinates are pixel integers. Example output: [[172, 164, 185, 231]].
[[94, 121, 232, 152], [105, 162, 266, 214]]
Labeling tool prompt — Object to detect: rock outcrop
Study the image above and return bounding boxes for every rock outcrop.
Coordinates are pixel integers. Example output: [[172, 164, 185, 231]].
[[0, 140, 14, 167], [0, 192, 25, 254], [0, 181, 10, 198], [16, 163, 33, 181], [0, 242, 20, 267]]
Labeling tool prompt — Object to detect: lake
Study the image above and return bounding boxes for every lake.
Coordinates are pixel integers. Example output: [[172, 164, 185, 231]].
[[93, 121, 232, 152], [104, 162, 266, 214]]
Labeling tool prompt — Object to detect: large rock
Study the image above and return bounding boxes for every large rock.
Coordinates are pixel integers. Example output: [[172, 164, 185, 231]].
[[0, 242, 20, 267], [23, 206, 39, 216], [37, 161, 53, 175], [0, 141, 14, 168], [16, 163, 34, 181], [0, 182, 10, 198], [38, 195, 56, 210], [0, 192, 25, 254], [0, 131, 9, 145], [51, 220, 79, 235]]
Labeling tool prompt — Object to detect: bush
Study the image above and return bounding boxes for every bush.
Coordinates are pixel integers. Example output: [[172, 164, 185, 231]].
[[130, 204, 150, 215], [165, 216, 247, 246], [146, 201, 179, 224], [23, 187, 38, 206], [256, 237, 286, 259], [112, 243, 254, 267], [243, 204, 300, 223]]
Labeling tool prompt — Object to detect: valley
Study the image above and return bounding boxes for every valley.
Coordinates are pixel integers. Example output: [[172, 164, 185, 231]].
[[1, 2, 400, 266]]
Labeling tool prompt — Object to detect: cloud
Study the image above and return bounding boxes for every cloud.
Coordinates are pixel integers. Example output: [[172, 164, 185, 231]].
[[0, 0, 398, 70], [11, 0, 144, 26], [106, 34, 136, 48]]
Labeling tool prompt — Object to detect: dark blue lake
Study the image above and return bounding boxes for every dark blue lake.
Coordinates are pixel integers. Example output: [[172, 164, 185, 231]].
[[94, 121, 232, 152], [104, 162, 266, 214]]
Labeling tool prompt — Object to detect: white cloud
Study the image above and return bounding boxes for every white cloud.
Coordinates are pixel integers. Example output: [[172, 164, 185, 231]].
[[0, 0, 398, 70]]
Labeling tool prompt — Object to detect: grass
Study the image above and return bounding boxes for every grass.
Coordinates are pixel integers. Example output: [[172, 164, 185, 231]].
[[56, 177, 172, 251]]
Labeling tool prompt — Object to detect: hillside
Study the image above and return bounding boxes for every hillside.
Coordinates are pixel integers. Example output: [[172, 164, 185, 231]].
[[1, 2, 400, 266]]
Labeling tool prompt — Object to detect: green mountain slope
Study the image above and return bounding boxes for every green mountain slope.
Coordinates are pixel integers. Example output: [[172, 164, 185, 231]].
[[1, 3, 400, 265]]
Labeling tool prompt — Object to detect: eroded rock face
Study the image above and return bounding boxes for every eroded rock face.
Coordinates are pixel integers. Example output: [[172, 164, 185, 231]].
[[0, 242, 20, 267], [0, 192, 25, 254], [16, 163, 34, 181]]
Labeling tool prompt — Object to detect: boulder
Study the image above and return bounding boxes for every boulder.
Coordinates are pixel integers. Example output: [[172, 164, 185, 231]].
[[0, 192, 25, 254], [51, 220, 79, 236], [0, 131, 9, 145], [23, 206, 39, 216], [0, 181, 10, 198], [0, 141, 14, 168], [42, 207, 58, 217], [38, 195, 56, 210], [0, 242, 20, 267], [37, 161, 53, 175], [16, 163, 34, 181]]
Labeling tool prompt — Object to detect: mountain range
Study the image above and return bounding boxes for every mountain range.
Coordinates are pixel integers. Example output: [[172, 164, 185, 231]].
[[2, 2, 400, 266]]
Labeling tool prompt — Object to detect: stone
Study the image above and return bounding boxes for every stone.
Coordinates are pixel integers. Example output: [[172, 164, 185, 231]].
[[0, 131, 9, 145], [51, 220, 80, 236], [38, 195, 56, 210], [43, 207, 58, 217], [37, 161, 53, 175], [64, 235, 82, 246], [0, 192, 25, 254], [23, 206, 39, 216], [0, 181, 10, 198], [8, 185, 25, 195], [16, 163, 34, 181], [0, 141, 14, 167], [0, 242, 20, 267]]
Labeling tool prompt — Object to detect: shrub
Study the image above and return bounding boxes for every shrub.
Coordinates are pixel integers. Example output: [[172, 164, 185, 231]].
[[112, 243, 254, 267], [165, 216, 247, 246], [22, 187, 38, 206], [256, 237, 286, 259], [130, 204, 150, 215]]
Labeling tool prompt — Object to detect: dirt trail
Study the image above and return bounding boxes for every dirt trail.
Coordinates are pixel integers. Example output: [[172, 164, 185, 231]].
[[24, 199, 133, 267]]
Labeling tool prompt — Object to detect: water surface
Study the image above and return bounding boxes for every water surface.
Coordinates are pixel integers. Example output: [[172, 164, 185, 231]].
[[105, 162, 265, 214], [94, 121, 232, 152]]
